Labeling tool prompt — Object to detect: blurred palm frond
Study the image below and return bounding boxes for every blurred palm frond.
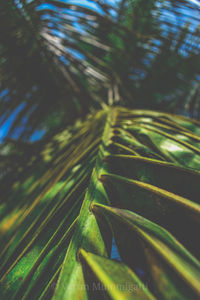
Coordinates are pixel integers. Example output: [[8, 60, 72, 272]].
[[0, 0, 200, 140]]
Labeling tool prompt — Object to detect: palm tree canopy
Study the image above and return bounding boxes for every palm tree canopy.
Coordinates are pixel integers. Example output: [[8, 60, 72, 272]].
[[0, 0, 200, 140]]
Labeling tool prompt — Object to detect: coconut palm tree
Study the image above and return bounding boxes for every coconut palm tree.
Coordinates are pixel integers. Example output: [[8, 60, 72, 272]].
[[0, 1, 200, 299]]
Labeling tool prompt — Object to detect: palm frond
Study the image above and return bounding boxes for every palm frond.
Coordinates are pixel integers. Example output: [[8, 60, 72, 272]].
[[1, 107, 200, 299], [0, 0, 110, 140]]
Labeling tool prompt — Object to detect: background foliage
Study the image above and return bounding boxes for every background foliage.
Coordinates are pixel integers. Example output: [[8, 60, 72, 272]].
[[0, 0, 200, 141]]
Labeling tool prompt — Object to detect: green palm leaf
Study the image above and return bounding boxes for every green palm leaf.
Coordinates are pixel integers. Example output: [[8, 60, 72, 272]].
[[0, 107, 200, 299]]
